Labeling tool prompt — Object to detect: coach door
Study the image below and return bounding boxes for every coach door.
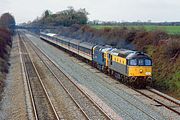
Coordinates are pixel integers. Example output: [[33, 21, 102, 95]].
[[104, 52, 108, 66], [108, 54, 112, 66]]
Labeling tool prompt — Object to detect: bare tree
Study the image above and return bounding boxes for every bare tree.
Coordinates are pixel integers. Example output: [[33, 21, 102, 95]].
[[0, 13, 15, 30]]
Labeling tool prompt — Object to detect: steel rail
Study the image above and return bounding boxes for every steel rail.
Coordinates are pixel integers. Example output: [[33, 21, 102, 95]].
[[24, 33, 112, 120], [146, 86, 180, 106], [18, 33, 38, 120], [19, 33, 60, 120], [134, 89, 180, 115]]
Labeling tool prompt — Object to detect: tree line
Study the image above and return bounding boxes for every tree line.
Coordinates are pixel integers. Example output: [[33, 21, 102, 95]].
[[0, 13, 15, 93], [0, 12, 15, 59], [29, 7, 88, 27], [0, 13, 16, 33], [88, 20, 180, 26]]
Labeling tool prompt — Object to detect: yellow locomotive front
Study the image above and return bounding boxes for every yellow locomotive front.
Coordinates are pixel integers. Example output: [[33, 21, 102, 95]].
[[106, 49, 152, 88], [126, 52, 152, 86]]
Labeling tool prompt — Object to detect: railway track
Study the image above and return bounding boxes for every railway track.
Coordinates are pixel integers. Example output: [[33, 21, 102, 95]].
[[21, 31, 180, 119], [18, 33, 60, 120], [134, 87, 180, 116], [147, 87, 180, 106], [21, 33, 112, 120]]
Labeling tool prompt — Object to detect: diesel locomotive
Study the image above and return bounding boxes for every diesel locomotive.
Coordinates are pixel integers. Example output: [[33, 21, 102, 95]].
[[40, 32, 153, 88]]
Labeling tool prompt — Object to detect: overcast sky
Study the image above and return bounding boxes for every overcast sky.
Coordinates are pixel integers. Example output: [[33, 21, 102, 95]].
[[1, 0, 180, 24]]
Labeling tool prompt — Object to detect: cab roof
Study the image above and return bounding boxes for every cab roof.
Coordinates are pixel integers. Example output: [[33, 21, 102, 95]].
[[110, 49, 135, 58], [126, 52, 151, 60]]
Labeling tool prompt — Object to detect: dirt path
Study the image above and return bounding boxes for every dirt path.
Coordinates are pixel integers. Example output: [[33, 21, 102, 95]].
[[0, 35, 28, 120]]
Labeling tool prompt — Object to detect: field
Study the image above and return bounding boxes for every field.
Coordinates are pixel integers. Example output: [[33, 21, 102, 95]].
[[91, 25, 180, 35]]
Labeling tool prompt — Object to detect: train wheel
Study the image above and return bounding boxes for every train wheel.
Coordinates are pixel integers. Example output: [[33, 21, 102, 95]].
[[103, 66, 107, 74], [121, 75, 125, 83], [137, 79, 146, 89], [109, 69, 114, 76], [139, 83, 146, 89]]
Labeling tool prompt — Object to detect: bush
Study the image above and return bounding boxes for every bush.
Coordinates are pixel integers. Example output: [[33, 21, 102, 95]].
[[0, 28, 11, 59], [165, 39, 180, 58]]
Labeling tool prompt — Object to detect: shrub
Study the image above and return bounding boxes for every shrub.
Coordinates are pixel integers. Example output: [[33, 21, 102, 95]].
[[164, 39, 180, 58]]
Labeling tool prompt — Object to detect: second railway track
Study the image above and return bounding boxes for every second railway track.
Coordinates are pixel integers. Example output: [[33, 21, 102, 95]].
[[20, 32, 112, 120], [18, 33, 60, 120], [135, 87, 180, 116]]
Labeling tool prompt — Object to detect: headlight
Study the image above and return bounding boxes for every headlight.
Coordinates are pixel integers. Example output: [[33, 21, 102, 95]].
[[139, 69, 143, 73], [146, 72, 151, 75]]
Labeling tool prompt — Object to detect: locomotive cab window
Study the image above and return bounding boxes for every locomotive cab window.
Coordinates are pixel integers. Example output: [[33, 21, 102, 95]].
[[138, 59, 144, 66], [129, 59, 152, 66], [129, 59, 137, 66], [102, 53, 104, 62], [145, 59, 152, 66]]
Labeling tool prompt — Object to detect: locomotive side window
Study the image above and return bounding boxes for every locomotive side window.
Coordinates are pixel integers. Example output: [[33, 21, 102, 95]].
[[110, 55, 112, 65], [129, 59, 137, 66], [102, 53, 104, 62], [145, 59, 152, 66]]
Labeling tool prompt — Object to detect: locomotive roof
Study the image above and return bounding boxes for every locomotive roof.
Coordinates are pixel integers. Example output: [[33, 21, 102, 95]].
[[110, 49, 151, 59], [101, 47, 113, 52], [126, 52, 151, 59], [94, 45, 106, 51], [94, 45, 113, 52], [110, 49, 135, 58]]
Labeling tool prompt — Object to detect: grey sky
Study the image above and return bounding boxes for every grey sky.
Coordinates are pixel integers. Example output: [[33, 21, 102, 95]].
[[1, 0, 180, 23]]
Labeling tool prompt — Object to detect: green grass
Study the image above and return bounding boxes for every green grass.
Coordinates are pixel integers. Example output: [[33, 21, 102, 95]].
[[170, 71, 180, 90], [91, 25, 180, 35], [91, 25, 120, 29]]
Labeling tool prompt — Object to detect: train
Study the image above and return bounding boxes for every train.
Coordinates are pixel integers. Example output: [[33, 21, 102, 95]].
[[40, 32, 153, 88]]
